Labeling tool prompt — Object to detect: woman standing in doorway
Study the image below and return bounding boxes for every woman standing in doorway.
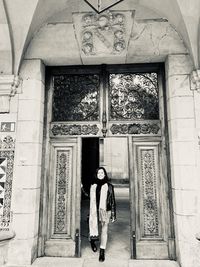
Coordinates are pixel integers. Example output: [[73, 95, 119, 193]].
[[89, 167, 116, 262]]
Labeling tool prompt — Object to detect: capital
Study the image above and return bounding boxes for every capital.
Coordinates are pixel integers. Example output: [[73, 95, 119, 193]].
[[0, 75, 22, 113], [190, 69, 200, 92]]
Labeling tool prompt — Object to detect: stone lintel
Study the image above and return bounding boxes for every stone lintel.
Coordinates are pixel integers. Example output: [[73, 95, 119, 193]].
[[190, 69, 200, 91], [0, 75, 21, 113]]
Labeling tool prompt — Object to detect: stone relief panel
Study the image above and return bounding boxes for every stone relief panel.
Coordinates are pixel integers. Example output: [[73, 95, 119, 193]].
[[0, 136, 15, 230], [73, 10, 133, 57]]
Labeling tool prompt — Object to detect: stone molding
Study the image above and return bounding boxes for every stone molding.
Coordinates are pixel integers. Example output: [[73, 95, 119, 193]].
[[0, 75, 21, 113], [190, 69, 200, 91]]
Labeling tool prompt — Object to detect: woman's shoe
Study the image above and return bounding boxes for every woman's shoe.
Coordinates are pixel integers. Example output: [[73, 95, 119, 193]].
[[90, 240, 97, 252], [99, 248, 105, 262]]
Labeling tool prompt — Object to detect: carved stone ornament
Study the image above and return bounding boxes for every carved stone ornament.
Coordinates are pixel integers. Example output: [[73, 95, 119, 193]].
[[0, 136, 15, 230], [0, 75, 22, 113], [190, 69, 200, 91], [51, 123, 99, 136], [73, 10, 133, 57], [110, 122, 160, 135]]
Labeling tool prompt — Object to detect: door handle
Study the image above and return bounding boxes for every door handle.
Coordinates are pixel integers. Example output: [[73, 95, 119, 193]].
[[102, 111, 107, 137]]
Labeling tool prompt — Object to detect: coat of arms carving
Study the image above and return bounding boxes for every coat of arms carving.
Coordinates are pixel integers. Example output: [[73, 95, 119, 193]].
[[73, 11, 133, 57]]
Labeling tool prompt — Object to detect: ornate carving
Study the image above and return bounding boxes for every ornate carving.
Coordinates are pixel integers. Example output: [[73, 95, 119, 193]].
[[0, 136, 15, 150], [0, 136, 15, 230], [54, 151, 70, 234], [190, 69, 200, 91], [110, 122, 160, 135], [109, 73, 159, 120], [76, 11, 129, 56], [53, 74, 100, 121], [0, 75, 21, 113], [141, 149, 159, 236], [51, 124, 99, 136]]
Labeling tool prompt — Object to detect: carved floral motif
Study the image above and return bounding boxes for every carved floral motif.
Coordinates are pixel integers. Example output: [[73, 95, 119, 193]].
[[51, 124, 99, 136], [141, 149, 159, 236], [54, 151, 70, 234], [110, 122, 160, 135]]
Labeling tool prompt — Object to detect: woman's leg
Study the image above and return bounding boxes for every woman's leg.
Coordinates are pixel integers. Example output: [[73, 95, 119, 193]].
[[100, 221, 109, 249]]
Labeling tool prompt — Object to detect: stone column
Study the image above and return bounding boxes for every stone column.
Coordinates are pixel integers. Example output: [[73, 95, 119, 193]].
[[7, 59, 45, 266], [165, 55, 200, 267]]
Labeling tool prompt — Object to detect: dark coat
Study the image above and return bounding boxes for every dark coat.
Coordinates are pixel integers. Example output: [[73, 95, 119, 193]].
[[106, 183, 116, 220]]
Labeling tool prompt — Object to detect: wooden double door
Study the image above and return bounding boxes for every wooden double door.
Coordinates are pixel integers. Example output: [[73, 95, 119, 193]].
[[39, 64, 175, 259]]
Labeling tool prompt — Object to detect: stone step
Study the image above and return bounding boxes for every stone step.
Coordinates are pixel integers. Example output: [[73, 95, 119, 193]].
[[11, 257, 179, 267]]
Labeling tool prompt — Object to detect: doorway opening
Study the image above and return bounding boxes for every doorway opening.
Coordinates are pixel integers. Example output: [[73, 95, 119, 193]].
[[81, 137, 130, 259]]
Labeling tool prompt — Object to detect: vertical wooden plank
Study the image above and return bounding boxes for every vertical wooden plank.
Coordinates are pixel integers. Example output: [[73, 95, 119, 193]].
[[128, 136, 136, 259]]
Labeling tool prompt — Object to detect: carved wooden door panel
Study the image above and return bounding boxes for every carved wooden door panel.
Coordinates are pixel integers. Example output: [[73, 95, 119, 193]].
[[44, 138, 81, 257], [129, 138, 175, 259]]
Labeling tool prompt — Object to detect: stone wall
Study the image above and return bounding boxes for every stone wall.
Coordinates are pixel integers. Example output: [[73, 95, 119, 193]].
[[6, 59, 45, 266], [165, 55, 200, 267]]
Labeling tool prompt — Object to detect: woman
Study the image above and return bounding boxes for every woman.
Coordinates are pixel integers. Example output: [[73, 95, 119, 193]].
[[89, 167, 116, 262]]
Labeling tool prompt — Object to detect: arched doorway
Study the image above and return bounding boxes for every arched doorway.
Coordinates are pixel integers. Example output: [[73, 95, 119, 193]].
[[39, 63, 175, 260]]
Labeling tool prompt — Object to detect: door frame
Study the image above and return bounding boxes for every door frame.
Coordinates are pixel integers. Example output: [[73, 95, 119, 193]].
[[38, 63, 175, 260]]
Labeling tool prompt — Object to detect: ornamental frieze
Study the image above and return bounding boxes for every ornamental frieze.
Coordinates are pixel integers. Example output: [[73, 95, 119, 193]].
[[110, 122, 160, 135], [51, 124, 99, 136]]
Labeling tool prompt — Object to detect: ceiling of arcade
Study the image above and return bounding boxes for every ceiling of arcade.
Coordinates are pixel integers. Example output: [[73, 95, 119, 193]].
[[0, 0, 199, 75]]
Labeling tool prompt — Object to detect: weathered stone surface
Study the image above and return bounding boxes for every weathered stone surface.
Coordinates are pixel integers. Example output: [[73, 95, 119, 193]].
[[25, 24, 81, 66], [128, 21, 187, 61], [20, 60, 45, 84], [166, 55, 193, 77], [167, 96, 194, 120]]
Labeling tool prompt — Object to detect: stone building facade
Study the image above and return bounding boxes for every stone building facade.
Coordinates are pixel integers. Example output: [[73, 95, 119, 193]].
[[0, 1, 200, 267]]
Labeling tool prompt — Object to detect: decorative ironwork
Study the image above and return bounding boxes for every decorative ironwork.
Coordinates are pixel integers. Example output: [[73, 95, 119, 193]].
[[109, 73, 159, 120], [81, 11, 126, 55], [54, 151, 70, 234], [0, 136, 15, 230], [84, 0, 124, 14], [51, 124, 99, 136], [110, 122, 160, 135], [53, 74, 100, 121], [141, 149, 159, 237]]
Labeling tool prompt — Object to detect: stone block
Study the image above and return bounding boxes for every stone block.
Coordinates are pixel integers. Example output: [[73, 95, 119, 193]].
[[175, 215, 197, 242], [18, 99, 44, 122], [169, 141, 196, 166], [12, 212, 40, 239], [15, 143, 42, 166], [128, 260, 179, 267], [171, 165, 198, 190], [14, 165, 41, 189], [17, 121, 43, 143], [168, 118, 195, 141], [173, 189, 197, 215], [20, 59, 45, 84], [7, 237, 37, 266], [176, 239, 200, 267], [32, 257, 84, 267], [11, 188, 40, 214], [9, 93, 19, 113], [167, 96, 194, 120], [166, 75, 192, 99], [166, 55, 193, 77], [19, 79, 44, 103]]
